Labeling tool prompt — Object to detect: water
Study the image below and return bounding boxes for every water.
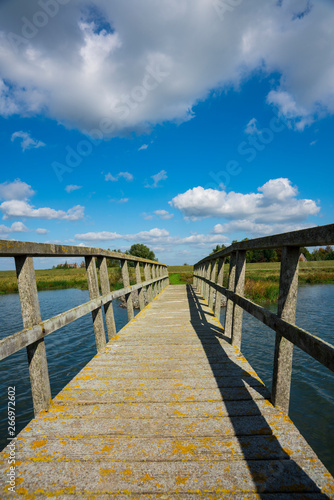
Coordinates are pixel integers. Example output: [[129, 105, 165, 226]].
[[0, 288, 136, 452], [0, 285, 333, 475], [220, 284, 334, 475]]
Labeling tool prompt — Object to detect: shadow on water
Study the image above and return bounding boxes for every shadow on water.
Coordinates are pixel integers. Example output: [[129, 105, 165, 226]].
[[186, 284, 330, 498]]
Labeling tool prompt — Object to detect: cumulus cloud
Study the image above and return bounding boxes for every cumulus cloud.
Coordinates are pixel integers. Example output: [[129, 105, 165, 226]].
[[213, 220, 315, 237], [36, 228, 49, 235], [65, 185, 82, 193], [0, 179, 85, 221], [138, 144, 148, 151], [146, 170, 167, 188], [105, 171, 133, 182], [0, 200, 85, 220], [11, 131, 45, 151], [1, 1, 333, 135], [170, 178, 320, 224], [0, 221, 29, 239], [245, 118, 261, 135], [0, 179, 35, 201]]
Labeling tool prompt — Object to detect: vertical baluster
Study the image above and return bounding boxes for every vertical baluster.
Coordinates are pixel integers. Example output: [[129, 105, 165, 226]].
[[204, 261, 211, 301], [200, 264, 205, 296], [214, 258, 225, 318], [15, 256, 51, 415], [121, 259, 134, 321], [85, 256, 107, 351], [98, 257, 116, 341], [151, 264, 157, 298], [208, 260, 217, 310], [231, 250, 246, 349], [224, 252, 236, 339], [135, 261, 145, 311], [193, 265, 197, 288], [156, 265, 161, 294], [272, 246, 300, 413], [144, 263, 153, 302]]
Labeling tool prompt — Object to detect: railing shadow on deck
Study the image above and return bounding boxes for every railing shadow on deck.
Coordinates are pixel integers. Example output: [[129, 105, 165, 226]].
[[186, 284, 331, 498]]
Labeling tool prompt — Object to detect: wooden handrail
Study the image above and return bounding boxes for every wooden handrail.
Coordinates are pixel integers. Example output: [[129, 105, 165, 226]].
[[193, 222, 334, 414], [0, 241, 169, 415]]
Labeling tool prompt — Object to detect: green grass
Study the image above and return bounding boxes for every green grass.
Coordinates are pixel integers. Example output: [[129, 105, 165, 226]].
[[169, 273, 193, 285], [168, 265, 193, 273]]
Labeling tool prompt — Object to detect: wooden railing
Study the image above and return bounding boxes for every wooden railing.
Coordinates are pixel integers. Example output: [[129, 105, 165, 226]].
[[0, 241, 169, 415], [193, 223, 334, 413]]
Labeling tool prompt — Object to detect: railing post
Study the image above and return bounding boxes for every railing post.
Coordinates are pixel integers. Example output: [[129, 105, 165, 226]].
[[272, 246, 300, 413], [208, 259, 217, 310], [15, 256, 51, 415], [204, 262, 211, 301], [144, 263, 153, 302], [121, 259, 134, 321], [97, 257, 116, 341], [151, 264, 157, 298], [231, 250, 246, 349], [165, 266, 169, 287], [214, 258, 225, 318], [85, 256, 107, 352], [200, 264, 205, 296], [224, 252, 236, 339], [156, 265, 161, 294], [135, 262, 145, 311], [193, 266, 197, 288]]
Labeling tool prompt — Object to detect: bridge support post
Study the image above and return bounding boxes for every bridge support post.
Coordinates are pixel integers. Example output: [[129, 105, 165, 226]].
[[193, 266, 197, 288], [144, 263, 153, 302], [135, 262, 145, 310], [224, 252, 236, 339], [15, 256, 51, 415], [85, 256, 107, 352], [204, 262, 211, 301], [98, 257, 116, 341], [157, 265, 162, 294], [214, 258, 225, 318], [272, 246, 300, 413], [151, 264, 157, 298], [200, 264, 205, 296], [121, 259, 134, 321], [231, 250, 246, 349], [208, 259, 217, 310]]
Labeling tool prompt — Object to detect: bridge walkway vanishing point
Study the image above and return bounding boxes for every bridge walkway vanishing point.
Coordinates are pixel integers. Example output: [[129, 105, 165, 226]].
[[1, 284, 334, 498]]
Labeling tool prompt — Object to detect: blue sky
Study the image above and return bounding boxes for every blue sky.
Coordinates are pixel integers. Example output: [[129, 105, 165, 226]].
[[0, 0, 333, 268]]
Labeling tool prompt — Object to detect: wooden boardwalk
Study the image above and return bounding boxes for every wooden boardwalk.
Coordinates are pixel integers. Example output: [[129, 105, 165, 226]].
[[1, 284, 334, 498]]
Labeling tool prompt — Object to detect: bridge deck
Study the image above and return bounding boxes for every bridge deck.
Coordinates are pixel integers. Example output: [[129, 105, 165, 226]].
[[1, 285, 334, 498]]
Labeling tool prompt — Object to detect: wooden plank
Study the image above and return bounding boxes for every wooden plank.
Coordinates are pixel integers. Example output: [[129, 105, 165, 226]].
[[1, 284, 333, 498]]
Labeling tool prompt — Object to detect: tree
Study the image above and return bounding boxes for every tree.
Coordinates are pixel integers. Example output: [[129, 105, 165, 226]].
[[128, 244, 156, 261]]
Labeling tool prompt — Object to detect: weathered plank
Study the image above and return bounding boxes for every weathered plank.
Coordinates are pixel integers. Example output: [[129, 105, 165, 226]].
[[1, 285, 333, 498]]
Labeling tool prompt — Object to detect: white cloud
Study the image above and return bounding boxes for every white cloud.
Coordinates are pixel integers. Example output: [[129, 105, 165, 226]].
[[213, 220, 316, 237], [0, 200, 84, 220], [138, 144, 148, 151], [0, 221, 29, 239], [266, 91, 314, 131], [170, 178, 320, 223], [105, 171, 133, 182], [11, 131, 45, 151], [1, 2, 333, 135], [0, 179, 35, 201], [74, 227, 228, 249], [146, 170, 167, 188], [154, 209, 174, 220], [65, 185, 82, 193], [310, 140, 317, 146], [36, 228, 49, 235]]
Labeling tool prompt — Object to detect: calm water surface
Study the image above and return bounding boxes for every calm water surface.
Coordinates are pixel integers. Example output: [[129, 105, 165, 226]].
[[0, 285, 333, 475]]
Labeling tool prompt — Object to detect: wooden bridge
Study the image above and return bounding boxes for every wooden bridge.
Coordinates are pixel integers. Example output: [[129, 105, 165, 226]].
[[1, 224, 334, 498]]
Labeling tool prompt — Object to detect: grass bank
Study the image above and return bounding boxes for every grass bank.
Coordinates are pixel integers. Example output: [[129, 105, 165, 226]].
[[0, 267, 137, 295], [167, 262, 334, 304]]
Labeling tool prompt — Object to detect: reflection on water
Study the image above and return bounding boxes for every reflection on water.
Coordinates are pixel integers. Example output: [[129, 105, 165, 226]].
[[0, 285, 333, 475], [220, 284, 334, 475]]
